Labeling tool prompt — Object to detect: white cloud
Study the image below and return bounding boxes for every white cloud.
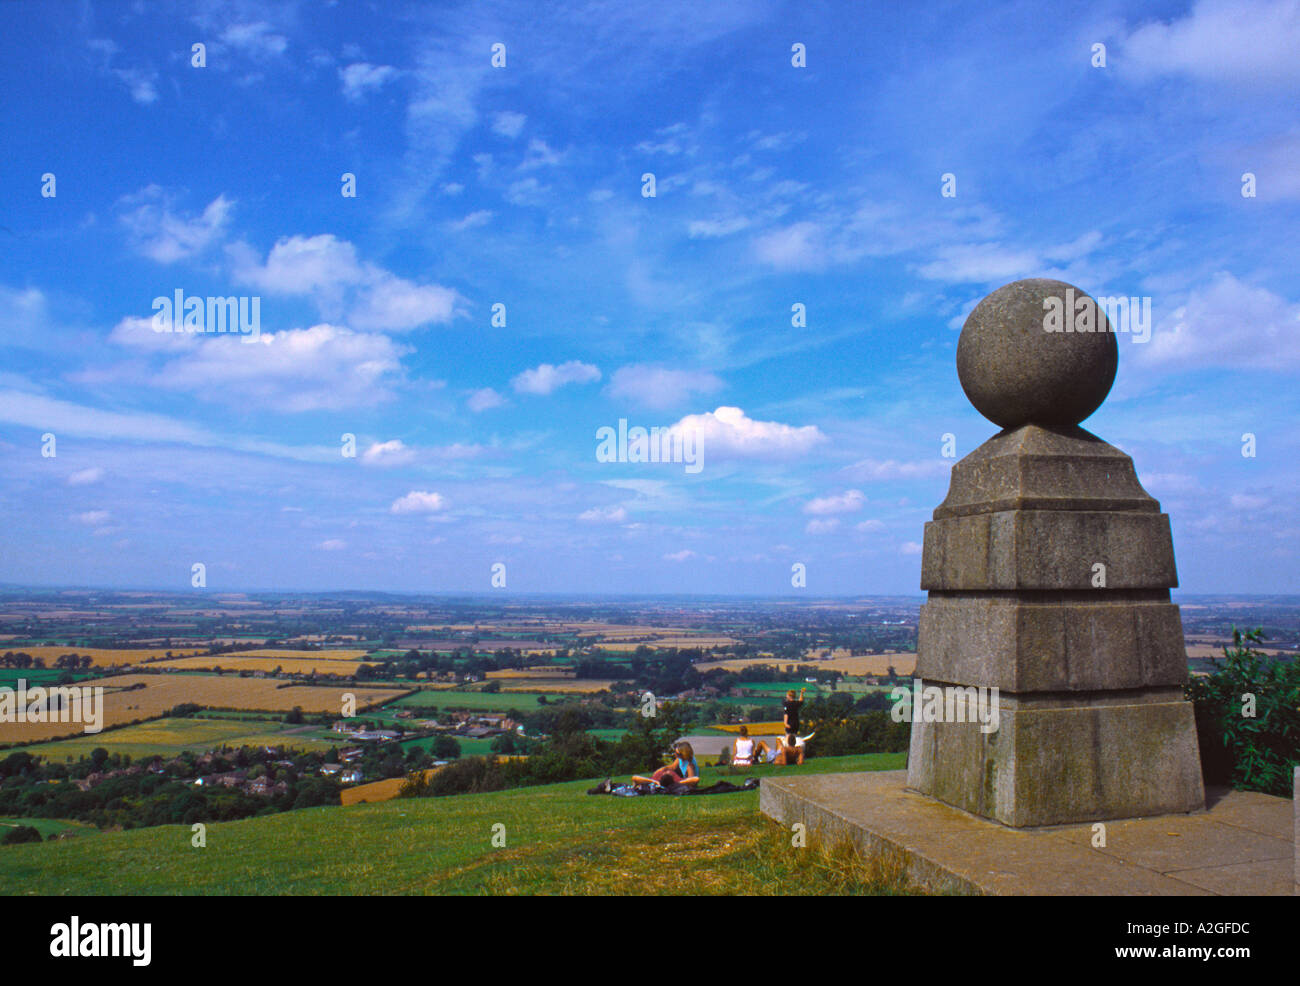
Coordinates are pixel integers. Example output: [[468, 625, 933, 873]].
[[900, 541, 923, 555], [231, 234, 461, 331], [118, 188, 233, 263], [805, 518, 840, 534], [856, 519, 885, 533], [220, 22, 288, 59], [154, 324, 409, 412], [318, 539, 347, 551], [663, 549, 695, 562], [74, 510, 110, 525], [340, 63, 398, 101], [391, 490, 446, 514], [665, 406, 825, 458], [448, 210, 493, 231], [1120, 0, 1300, 85], [579, 505, 628, 523], [512, 361, 602, 395], [606, 365, 724, 410], [114, 67, 158, 105], [843, 458, 951, 481], [492, 111, 527, 138], [688, 216, 751, 239], [1230, 493, 1269, 510], [361, 439, 416, 466], [467, 387, 507, 412], [804, 490, 866, 515], [1140, 272, 1300, 368], [68, 468, 104, 486], [753, 222, 825, 270]]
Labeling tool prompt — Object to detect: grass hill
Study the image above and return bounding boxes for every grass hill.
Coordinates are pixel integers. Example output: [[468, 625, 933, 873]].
[[0, 753, 914, 895]]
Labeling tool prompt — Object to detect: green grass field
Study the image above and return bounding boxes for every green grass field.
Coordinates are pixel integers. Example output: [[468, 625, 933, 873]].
[[400, 734, 497, 757], [16, 717, 335, 762], [0, 753, 912, 894], [389, 690, 547, 712], [0, 668, 99, 687]]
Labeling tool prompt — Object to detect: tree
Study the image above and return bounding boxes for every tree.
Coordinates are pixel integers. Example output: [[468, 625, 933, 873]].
[[1, 825, 43, 846], [431, 736, 461, 759]]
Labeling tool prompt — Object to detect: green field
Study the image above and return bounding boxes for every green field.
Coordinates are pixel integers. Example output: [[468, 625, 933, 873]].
[[0, 668, 99, 687], [0, 753, 912, 894], [17, 717, 335, 762], [389, 690, 547, 712], [399, 734, 497, 757]]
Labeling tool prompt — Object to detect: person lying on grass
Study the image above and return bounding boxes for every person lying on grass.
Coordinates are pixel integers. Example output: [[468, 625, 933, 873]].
[[772, 732, 804, 766], [630, 741, 701, 788]]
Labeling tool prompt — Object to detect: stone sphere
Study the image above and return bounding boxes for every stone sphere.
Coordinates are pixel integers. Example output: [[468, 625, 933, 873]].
[[956, 278, 1117, 429]]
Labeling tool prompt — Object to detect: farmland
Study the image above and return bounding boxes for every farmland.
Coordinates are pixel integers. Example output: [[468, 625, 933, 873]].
[[0, 673, 409, 746], [390, 690, 546, 712], [17, 716, 335, 762], [149, 655, 375, 676], [1, 647, 206, 667]]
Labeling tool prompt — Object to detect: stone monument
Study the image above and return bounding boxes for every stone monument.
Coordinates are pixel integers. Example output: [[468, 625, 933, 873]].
[[906, 278, 1206, 827]]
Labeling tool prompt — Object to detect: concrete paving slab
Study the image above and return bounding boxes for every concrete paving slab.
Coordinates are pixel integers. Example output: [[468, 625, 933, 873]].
[[759, 769, 1295, 896]]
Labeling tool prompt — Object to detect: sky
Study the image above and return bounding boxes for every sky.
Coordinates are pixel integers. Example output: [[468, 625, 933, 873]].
[[1, 0, 1298, 596]]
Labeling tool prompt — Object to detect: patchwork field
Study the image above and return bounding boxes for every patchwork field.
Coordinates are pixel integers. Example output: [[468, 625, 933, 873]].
[[695, 652, 917, 676], [17, 716, 335, 761], [0, 674, 409, 745], [499, 678, 619, 693], [390, 690, 544, 712], [0, 647, 206, 667], [149, 655, 375, 676]]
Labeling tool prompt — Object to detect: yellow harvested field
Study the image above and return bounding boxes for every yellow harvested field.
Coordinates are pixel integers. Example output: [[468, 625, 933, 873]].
[[486, 667, 574, 679], [234, 649, 371, 660], [149, 655, 373, 676], [500, 678, 619, 693], [2, 647, 206, 667], [711, 721, 784, 734], [598, 635, 736, 651], [341, 771, 432, 806], [1184, 643, 1286, 660], [694, 652, 917, 676], [0, 674, 407, 745]]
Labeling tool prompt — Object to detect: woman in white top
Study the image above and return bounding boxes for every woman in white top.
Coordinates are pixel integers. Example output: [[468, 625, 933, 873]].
[[732, 725, 763, 767]]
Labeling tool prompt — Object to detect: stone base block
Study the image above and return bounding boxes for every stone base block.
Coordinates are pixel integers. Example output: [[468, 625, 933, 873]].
[[915, 592, 1188, 692], [907, 686, 1205, 827]]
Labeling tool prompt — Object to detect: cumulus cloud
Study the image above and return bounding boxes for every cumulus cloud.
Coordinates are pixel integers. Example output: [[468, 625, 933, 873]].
[[68, 468, 104, 486], [318, 539, 347, 551], [804, 490, 867, 515], [665, 406, 825, 458], [1120, 0, 1300, 85], [74, 510, 110, 525], [606, 365, 724, 410], [805, 518, 840, 534], [220, 22, 288, 59], [231, 234, 461, 331], [340, 63, 398, 101], [118, 187, 233, 263], [663, 549, 695, 562], [1140, 272, 1300, 368], [512, 360, 601, 395], [361, 439, 417, 466], [391, 490, 446, 514], [153, 324, 409, 412], [753, 222, 825, 270], [491, 111, 527, 137], [466, 387, 507, 412]]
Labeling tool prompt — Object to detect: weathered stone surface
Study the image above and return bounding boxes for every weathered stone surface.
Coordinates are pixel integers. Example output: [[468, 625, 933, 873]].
[[920, 510, 1178, 590], [760, 770, 1292, 895], [907, 688, 1206, 827], [915, 592, 1189, 692], [933, 424, 1158, 519], [956, 278, 1117, 429]]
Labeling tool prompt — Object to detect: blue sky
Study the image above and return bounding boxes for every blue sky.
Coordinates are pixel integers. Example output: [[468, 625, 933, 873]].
[[1, 0, 1298, 595]]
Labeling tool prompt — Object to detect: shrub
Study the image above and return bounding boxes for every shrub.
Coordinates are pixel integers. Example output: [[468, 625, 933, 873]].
[[1186, 627, 1299, 797], [1, 825, 42, 846]]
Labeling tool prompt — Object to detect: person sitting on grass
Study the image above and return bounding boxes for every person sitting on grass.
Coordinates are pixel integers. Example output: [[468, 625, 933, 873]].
[[731, 725, 772, 767], [630, 741, 701, 788], [772, 732, 804, 766]]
